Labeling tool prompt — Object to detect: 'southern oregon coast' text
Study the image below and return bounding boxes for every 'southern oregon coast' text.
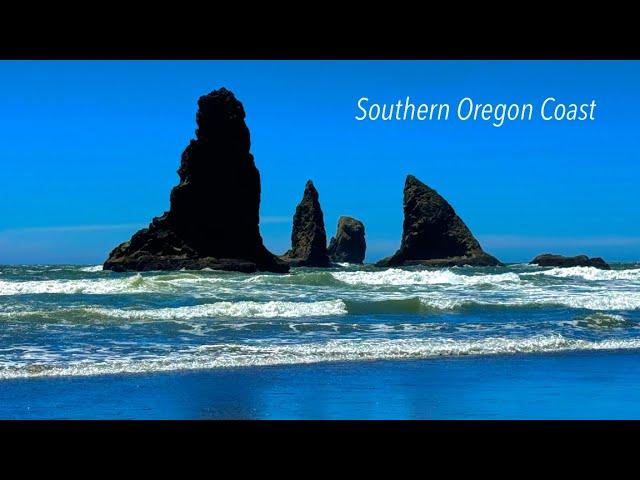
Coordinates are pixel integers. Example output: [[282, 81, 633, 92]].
[[355, 96, 597, 127]]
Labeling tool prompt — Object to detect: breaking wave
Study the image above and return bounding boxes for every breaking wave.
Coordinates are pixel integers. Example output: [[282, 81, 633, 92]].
[[418, 293, 640, 312], [344, 297, 433, 314], [331, 268, 521, 286], [87, 300, 347, 320], [247, 271, 344, 287], [79, 265, 104, 273], [524, 266, 640, 281], [4, 335, 640, 379], [0, 273, 230, 296], [572, 313, 632, 329], [3, 292, 640, 325], [0, 300, 347, 321], [0, 275, 148, 295]]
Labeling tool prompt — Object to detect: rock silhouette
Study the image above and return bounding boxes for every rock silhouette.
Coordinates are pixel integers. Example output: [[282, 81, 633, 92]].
[[328, 216, 366, 264], [530, 254, 610, 270], [104, 87, 289, 273], [376, 175, 500, 267], [281, 180, 330, 267]]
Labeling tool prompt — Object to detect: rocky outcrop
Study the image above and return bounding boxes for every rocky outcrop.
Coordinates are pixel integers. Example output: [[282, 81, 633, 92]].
[[104, 87, 288, 273], [280, 180, 330, 267], [530, 254, 610, 270], [328, 216, 366, 264], [376, 175, 500, 267]]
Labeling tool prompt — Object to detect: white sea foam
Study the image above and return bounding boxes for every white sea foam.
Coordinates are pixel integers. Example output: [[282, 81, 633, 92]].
[[79, 265, 104, 273], [550, 292, 640, 311], [571, 313, 630, 329], [332, 268, 520, 286], [3, 335, 640, 379], [524, 266, 640, 281], [0, 275, 148, 295], [418, 291, 640, 311], [418, 297, 471, 310], [332, 266, 640, 286], [0, 272, 233, 296], [88, 300, 347, 320]]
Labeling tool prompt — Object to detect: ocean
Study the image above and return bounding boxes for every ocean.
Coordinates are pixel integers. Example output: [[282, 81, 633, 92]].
[[2, 262, 640, 419]]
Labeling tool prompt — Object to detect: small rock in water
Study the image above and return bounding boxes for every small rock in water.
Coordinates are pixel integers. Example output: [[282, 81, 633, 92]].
[[328, 216, 366, 264], [530, 254, 610, 270]]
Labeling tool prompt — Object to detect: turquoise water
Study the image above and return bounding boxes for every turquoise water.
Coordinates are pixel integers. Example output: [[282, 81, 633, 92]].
[[1, 263, 640, 418]]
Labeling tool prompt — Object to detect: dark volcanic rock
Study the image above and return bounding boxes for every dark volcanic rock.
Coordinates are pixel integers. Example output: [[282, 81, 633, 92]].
[[530, 254, 610, 270], [104, 88, 288, 273], [375, 175, 500, 268], [328, 216, 366, 264], [280, 180, 330, 267]]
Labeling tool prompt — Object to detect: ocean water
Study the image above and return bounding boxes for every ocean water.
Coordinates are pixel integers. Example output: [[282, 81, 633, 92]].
[[2, 262, 640, 418]]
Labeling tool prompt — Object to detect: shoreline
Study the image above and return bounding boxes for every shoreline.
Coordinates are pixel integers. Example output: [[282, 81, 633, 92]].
[[3, 349, 640, 419], [3, 338, 640, 382]]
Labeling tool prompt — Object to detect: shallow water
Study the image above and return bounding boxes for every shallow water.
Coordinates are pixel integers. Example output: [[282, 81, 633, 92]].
[[1, 262, 640, 384], [4, 352, 640, 419]]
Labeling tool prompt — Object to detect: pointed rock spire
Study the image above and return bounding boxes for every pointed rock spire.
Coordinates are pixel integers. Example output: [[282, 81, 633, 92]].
[[376, 175, 500, 267], [104, 87, 288, 273], [281, 180, 330, 267]]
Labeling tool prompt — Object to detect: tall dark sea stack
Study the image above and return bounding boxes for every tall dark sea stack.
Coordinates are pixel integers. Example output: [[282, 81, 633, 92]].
[[281, 180, 330, 267], [104, 88, 289, 273], [328, 216, 366, 264], [376, 175, 500, 267]]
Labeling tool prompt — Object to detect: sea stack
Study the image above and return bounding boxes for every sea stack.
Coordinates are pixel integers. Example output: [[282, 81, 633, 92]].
[[376, 175, 500, 267], [530, 254, 610, 270], [328, 216, 366, 264], [281, 180, 330, 267], [103, 88, 289, 273]]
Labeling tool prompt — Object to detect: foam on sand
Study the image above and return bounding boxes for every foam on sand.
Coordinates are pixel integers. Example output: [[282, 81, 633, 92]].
[[4, 335, 640, 379]]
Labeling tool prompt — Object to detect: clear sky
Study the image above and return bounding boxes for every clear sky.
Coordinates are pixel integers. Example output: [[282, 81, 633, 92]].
[[0, 60, 639, 264]]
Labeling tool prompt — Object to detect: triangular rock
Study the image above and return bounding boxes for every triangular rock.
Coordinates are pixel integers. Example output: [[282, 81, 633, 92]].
[[376, 175, 500, 267], [328, 216, 366, 264], [104, 87, 288, 273], [281, 180, 330, 267]]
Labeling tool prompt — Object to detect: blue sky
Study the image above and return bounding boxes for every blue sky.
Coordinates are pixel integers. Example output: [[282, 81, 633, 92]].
[[0, 60, 638, 264]]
